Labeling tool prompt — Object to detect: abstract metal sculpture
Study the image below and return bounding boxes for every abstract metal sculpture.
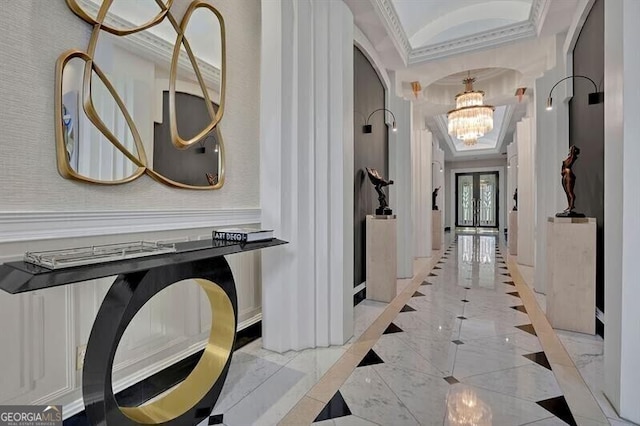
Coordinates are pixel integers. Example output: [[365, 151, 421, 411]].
[[556, 145, 585, 217], [513, 188, 518, 211], [432, 186, 440, 211], [366, 167, 394, 215]]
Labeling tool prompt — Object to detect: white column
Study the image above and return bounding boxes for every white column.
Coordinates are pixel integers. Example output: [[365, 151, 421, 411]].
[[604, 0, 640, 422], [507, 141, 517, 212], [412, 129, 432, 258], [433, 142, 445, 246], [259, 0, 354, 352], [389, 74, 414, 278], [517, 117, 535, 266], [533, 34, 570, 294]]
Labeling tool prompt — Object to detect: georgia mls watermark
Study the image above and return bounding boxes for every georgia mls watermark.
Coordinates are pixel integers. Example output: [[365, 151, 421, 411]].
[[0, 406, 62, 426]]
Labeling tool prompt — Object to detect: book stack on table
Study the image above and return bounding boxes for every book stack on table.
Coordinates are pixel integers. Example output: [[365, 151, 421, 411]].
[[212, 227, 274, 243]]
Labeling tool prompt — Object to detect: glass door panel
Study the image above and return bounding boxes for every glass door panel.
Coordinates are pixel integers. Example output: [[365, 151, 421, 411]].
[[455, 172, 499, 228], [457, 174, 474, 226], [478, 174, 497, 227]]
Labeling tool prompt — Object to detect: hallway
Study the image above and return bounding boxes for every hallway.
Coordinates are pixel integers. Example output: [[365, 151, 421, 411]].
[[313, 234, 575, 425]]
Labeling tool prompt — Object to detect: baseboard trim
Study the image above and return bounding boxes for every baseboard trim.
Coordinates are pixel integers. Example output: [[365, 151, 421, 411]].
[[0, 209, 261, 244], [62, 313, 262, 420]]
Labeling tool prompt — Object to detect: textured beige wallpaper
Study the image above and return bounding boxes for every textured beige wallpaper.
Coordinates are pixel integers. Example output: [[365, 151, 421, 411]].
[[0, 0, 260, 211]]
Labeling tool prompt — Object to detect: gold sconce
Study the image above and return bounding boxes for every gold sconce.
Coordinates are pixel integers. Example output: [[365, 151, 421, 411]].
[[55, 0, 226, 189]]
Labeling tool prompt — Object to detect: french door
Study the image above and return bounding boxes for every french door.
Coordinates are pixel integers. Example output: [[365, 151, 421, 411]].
[[455, 172, 499, 228]]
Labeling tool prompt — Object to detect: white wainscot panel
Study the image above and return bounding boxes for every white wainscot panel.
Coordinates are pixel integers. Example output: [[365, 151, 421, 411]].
[[0, 286, 73, 405]]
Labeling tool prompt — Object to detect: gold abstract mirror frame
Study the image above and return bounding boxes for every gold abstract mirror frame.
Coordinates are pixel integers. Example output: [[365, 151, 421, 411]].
[[55, 0, 226, 190]]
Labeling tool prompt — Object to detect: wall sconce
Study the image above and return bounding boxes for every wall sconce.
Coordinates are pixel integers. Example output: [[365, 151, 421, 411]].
[[546, 75, 604, 111], [363, 108, 397, 133], [432, 160, 443, 172], [195, 134, 218, 154], [410, 81, 422, 99]]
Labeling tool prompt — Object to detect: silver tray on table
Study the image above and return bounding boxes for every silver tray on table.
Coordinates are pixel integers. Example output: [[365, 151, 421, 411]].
[[24, 241, 176, 270]]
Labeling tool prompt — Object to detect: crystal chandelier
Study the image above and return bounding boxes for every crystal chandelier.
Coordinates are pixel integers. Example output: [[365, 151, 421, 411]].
[[447, 75, 494, 146]]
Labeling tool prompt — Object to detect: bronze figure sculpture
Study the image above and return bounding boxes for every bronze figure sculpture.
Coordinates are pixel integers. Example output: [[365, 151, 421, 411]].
[[513, 188, 518, 211], [432, 186, 440, 210], [556, 145, 585, 217], [366, 167, 394, 215]]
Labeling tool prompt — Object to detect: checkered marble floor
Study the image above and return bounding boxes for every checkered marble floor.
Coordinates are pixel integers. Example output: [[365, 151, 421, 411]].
[[312, 234, 578, 426]]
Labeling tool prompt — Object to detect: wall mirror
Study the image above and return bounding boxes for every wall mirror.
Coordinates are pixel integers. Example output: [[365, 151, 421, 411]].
[[55, 0, 225, 189]]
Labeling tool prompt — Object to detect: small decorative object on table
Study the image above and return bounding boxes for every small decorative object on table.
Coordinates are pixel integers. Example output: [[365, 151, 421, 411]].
[[213, 227, 274, 243], [556, 145, 585, 217], [24, 241, 176, 270], [432, 186, 440, 210], [513, 188, 518, 211], [366, 167, 394, 215]]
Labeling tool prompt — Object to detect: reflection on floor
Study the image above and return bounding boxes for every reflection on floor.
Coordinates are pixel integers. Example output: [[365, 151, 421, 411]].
[[311, 235, 575, 426], [198, 234, 604, 426]]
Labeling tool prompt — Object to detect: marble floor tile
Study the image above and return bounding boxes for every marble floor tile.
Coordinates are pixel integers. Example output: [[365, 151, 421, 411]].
[[372, 334, 444, 377], [444, 383, 552, 425], [213, 351, 289, 413], [373, 363, 451, 425], [462, 364, 562, 402], [396, 333, 459, 375], [339, 366, 420, 426], [453, 339, 534, 378], [314, 415, 381, 425], [457, 316, 529, 341], [224, 347, 345, 426], [520, 416, 568, 425]]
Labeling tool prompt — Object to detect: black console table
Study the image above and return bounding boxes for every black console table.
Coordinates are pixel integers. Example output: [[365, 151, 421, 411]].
[[0, 238, 286, 425]]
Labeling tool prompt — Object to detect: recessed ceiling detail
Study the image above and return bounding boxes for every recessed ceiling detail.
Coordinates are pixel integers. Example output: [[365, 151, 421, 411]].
[[393, 0, 533, 48], [370, 0, 547, 64]]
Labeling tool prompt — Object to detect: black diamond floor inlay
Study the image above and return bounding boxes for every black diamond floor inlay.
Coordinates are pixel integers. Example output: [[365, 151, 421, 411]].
[[516, 324, 537, 336], [523, 351, 552, 370], [314, 391, 352, 422], [400, 304, 416, 312], [464, 287, 471, 290], [357, 349, 384, 367], [434, 266, 442, 269], [536, 396, 577, 426], [461, 299, 469, 303], [452, 340, 464, 345], [209, 414, 224, 425], [421, 280, 433, 286], [384, 323, 403, 334], [507, 291, 520, 297], [457, 316, 467, 320], [501, 273, 511, 277], [504, 281, 516, 286], [444, 376, 460, 385], [428, 273, 437, 277], [413, 291, 426, 297], [511, 305, 528, 314]]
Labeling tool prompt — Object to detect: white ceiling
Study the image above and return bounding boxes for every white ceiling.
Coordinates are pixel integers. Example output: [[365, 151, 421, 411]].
[[391, 0, 533, 48]]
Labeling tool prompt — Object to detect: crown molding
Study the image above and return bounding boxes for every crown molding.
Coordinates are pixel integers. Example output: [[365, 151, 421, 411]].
[[409, 21, 536, 64], [370, 0, 411, 65], [374, 0, 547, 64], [530, 0, 550, 35]]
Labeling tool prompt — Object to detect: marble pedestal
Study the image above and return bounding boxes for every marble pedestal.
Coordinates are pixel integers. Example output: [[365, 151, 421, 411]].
[[432, 210, 443, 250], [509, 211, 518, 255], [366, 215, 397, 303], [545, 217, 596, 334]]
